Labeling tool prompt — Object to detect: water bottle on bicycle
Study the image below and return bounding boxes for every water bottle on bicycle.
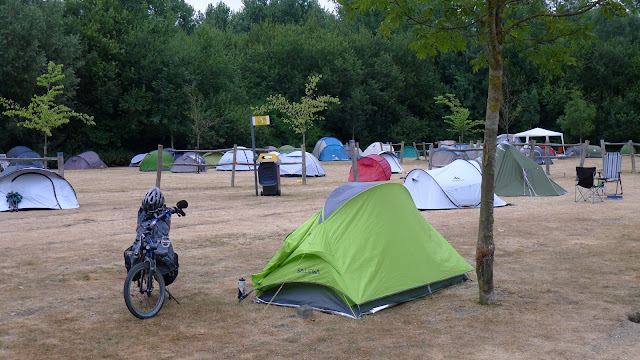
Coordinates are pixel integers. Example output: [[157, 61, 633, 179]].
[[123, 187, 188, 319]]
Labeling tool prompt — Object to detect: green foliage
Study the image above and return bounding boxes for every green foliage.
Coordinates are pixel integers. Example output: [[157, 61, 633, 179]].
[[1, 61, 94, 155], [253, 74, 340, 147], [434, 94, 484, 143], [99, 150, 135, 167], [556, 90, 596, 143], [1, 0, 639, 158]]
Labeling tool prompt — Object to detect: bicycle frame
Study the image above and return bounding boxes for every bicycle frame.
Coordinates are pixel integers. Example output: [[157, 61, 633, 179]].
[[124, 200, 187, 319], [138, 211, 169, 295]]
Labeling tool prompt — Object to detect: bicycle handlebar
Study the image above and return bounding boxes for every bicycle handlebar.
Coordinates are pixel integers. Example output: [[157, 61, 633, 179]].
[[144, 200, 188, 232]]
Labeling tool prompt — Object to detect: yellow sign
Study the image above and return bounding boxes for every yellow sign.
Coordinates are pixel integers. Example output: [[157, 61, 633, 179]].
[[257, 153, 281, 162], [252, 116, 270, 126]]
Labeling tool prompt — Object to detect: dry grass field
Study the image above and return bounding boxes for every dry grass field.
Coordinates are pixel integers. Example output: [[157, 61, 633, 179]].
[[1, 155, 640, 359]]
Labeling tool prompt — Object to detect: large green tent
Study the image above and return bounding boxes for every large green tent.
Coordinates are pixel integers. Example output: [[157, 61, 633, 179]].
[[495, 143, 566, 196], [139, 150, 174, 172], [251, 182, 473, 319]]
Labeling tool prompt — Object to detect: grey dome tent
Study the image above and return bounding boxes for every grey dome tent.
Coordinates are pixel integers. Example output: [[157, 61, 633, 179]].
[[430, 149, 463, 168], [6, 146, 44, 169], [565, 145, 602, 158], [64, 151, 107, 170], [171, 152, 207, 173], [343, 142, 363, 159], [521, 146, 553, 165], [129, 153, 147, 167], [0, 167, 79, 211]]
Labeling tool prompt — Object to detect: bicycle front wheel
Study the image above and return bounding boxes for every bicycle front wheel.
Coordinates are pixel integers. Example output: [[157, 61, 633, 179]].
[[124, 261, 166, 319]]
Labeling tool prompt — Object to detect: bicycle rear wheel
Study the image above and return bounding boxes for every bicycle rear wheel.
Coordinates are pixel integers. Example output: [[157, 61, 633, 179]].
[[124, 261, 165, 319]]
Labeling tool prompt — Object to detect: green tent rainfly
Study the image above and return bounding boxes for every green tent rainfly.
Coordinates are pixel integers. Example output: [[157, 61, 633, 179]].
[[139, 150, 174, 172], [251, 182, 473, 319], [495, 143, 567, 196]]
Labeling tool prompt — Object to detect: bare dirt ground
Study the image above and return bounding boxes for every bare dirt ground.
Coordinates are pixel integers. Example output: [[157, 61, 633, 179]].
[[1, 156, 640, 359]]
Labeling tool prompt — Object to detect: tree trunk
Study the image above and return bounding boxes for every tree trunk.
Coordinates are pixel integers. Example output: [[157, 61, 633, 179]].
[[477, 0, 505, 305], [302, 132, 307, 185], [43, 134, 48, 158]]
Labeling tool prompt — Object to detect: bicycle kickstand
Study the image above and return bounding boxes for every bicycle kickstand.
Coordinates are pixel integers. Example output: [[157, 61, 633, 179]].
[[165, 288, 180, 305]]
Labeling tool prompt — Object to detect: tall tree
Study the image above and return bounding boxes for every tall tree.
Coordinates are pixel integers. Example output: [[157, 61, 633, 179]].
[[0, 62, 94, 157], [557, 90, 596, 142], [434, 93, 484, 143], [253, 74, 340, 160], [341, 0, 629, 304]]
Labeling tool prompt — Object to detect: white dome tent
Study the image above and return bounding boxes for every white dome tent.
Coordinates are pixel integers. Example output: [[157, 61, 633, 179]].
[[363, 142, 394, 157], [279, 151, 326, 177], [378, 151, 403, 174], [404, 159, 507, 210], [216, 146, 256, 171], [0, 167, 79, 211]]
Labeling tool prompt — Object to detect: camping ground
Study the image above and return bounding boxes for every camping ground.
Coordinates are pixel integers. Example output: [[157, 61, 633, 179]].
[[1, 157, 640, 359]]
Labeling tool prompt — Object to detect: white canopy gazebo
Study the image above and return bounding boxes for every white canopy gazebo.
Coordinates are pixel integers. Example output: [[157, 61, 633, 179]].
[[513, 127, 565, 154]]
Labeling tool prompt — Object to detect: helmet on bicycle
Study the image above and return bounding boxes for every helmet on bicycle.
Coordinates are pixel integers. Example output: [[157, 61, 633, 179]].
[[142, 187, 164, 212]]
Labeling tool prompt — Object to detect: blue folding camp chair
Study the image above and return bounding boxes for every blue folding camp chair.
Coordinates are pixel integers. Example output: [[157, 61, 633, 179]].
[[599, 152, 622, 196]]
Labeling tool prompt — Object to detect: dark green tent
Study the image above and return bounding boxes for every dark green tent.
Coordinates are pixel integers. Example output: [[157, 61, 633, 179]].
[[139, 150, 174, 172], [252, 182, 473, 319], [495, 143, 566, 196], [620, 143, 639, 155]]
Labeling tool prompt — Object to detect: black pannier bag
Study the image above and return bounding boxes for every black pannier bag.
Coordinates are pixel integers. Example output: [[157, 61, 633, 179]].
[[124, 208, 179, 285]]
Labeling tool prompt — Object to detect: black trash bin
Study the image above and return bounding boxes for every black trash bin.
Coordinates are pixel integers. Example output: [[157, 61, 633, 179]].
[[257, 154, 281, 196]]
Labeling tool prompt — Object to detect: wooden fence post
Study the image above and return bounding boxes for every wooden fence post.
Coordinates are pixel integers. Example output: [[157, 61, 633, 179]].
[[350, 140, 358, 182], [399, 141, 405, 163], [579, 140, 589, 167], [231, 144, 237, 188], [57, 152, 64, 177], [529, 140, 536, 160], [544, 140, 550, 175], [156, 144, 163, 188], [600, 139, 606, 158], [428, 143, 434, 170], [629, 140, 636, 173]]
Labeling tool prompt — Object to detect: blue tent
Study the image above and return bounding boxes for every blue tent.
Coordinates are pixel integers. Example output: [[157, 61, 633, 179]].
[[313, 137, 349, 161]]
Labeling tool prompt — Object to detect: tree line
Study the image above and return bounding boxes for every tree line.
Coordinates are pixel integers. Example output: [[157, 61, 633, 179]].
[[1, 0, 639, 164]]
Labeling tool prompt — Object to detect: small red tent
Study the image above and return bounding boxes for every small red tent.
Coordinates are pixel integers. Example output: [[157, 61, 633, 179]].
[[348, 154, 391, 182]]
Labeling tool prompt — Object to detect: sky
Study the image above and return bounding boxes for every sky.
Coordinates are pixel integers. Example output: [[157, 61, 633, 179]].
[[184, 0, 337, 14]]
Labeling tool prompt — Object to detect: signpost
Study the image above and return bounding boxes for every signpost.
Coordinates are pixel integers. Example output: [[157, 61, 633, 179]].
[[251, 116, 270, 196]]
